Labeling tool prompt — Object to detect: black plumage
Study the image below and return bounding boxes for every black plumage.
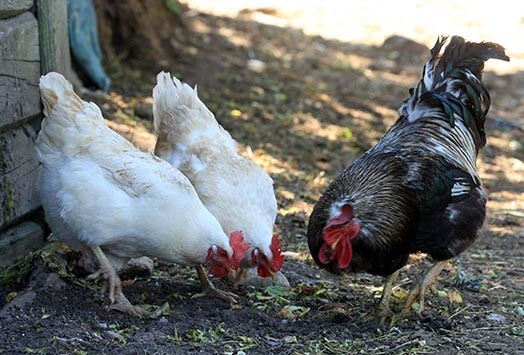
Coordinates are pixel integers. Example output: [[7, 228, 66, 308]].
[[307, 36, 509, 317]]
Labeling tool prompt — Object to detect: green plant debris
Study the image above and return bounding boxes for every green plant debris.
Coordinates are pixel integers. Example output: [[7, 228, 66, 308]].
[[185, 323, 226, 344]]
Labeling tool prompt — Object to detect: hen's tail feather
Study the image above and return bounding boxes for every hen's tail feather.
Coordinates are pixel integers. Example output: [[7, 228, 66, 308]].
[[152, 71, 237, 155], [401, 36, 509, 149], [36, 72, 112, 160], [40, 72, 84, 118], [152, 71, 214, 134]]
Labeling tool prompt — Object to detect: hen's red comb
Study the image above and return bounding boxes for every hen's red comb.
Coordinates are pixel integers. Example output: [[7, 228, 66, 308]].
[[269, 234, 284, 271], [230, 230, 249, 269]]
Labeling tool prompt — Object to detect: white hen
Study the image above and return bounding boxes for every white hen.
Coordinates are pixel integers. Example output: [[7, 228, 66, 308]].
[[153, 72, 283, 280], [36, 72, 248, 314]]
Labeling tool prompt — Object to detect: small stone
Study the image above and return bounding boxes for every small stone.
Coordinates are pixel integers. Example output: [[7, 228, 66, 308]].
[[247, 59, 266, 73], [119, 256, 154, 280], [104, 330, 123, 341], [158, 317, 168, 325], [97, 322, 108, 329], [487, 313, 507, 323]]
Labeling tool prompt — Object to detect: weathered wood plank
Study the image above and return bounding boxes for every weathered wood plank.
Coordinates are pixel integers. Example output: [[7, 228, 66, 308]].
[[0, 221, 44, 267], [0, 12, 40, 130], [0, 123, 41, 227], [0, 0, 34, 20]]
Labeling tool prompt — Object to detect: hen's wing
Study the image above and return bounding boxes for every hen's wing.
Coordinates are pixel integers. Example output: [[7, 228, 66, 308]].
[[37, 73, 196, 250], [153, 72, 278, 261]]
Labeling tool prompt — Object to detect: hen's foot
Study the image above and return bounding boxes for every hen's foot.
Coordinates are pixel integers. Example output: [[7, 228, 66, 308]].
[[110, 292, 150, 316], [88, 246, 147, 315], [193, 264, 238, 304], [191, 286, 239, 304], [401, 260, 449, 317], [86, 255, 121, 303]]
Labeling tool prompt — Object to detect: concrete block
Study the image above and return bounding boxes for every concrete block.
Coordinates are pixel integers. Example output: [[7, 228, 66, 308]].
[[0, 221, 44, 267]]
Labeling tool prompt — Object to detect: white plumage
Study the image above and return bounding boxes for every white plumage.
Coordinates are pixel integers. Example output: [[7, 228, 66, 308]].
[[36, 72, 245, 314], [153, 72, 283, 279]]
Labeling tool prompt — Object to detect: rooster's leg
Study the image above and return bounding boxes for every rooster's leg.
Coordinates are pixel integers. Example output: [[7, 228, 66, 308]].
[[375, 269, 400, 322], [192, 264, 238, 304], [87, 246, 148, 315], [402, 260, 449, 316]]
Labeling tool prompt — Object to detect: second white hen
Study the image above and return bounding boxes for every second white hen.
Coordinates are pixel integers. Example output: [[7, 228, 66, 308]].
[[153, 72, 284, 280], [36, 72, 248, 314]]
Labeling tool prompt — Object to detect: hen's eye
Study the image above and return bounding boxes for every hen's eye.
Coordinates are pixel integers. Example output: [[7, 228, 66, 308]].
[[220, 250, 227, 257]]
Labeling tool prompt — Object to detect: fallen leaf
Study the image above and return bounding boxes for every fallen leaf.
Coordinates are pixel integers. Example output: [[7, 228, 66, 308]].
[[278, 305, 310, 319], [121, 278, 136, 286], [448, 290, 463, 304], [231, 109, 242, 117], [5, 292, 17, 303], [393, 288, 409, 300], [437, 290, 448, 298]]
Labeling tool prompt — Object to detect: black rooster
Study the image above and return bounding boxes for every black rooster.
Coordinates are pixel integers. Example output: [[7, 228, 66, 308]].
[[307, 36, 509, 318]]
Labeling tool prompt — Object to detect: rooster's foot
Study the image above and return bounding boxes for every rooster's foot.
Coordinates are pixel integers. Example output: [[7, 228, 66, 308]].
[[401, 260, 449, 317], [374, 269, 400, 323]]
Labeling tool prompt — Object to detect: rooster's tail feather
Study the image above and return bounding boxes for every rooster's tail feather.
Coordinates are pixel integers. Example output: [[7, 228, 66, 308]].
[[400, 36, 509, 148]]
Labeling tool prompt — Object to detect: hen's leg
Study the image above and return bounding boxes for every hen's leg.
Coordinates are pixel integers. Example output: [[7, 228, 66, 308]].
[[375, 269, 400, 322], [402, 260, 449, 316], [87, 246, 148, 315], [232, 268, 249, 288], [192, 265, 238, 304]]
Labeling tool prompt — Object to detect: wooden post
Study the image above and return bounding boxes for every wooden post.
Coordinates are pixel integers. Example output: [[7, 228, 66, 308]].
[[37, 0, 81, 87]]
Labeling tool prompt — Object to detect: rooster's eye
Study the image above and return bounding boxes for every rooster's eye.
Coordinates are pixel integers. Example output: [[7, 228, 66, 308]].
[[220, 250, 227, 257]]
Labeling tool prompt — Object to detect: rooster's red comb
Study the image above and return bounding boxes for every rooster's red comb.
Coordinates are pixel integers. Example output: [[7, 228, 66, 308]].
[[230, 231, 249, 269], [269, 234, 284, 272]]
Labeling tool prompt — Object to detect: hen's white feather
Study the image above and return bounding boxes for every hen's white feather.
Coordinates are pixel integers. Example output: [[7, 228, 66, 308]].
[[37, 72, 231, 266], [153, 72, 277, 260]]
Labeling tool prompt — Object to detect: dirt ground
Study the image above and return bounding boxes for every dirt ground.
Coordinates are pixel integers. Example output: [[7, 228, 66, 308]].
[[1, 3, 523, 354]]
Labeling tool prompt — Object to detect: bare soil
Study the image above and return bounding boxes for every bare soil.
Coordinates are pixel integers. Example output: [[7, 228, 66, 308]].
[[1, 5, 523, 355]]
